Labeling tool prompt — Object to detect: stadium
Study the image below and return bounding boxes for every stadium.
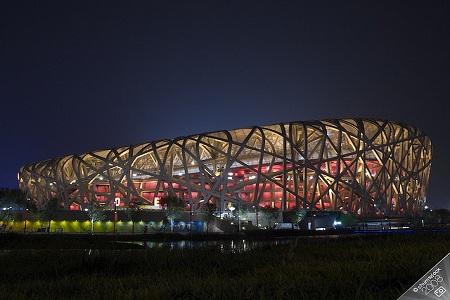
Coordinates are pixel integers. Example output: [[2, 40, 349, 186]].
[[18, 118, 432, 219]]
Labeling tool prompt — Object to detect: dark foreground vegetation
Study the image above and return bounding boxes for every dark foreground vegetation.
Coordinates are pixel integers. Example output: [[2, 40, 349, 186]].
[[1, 233, 450, 299]]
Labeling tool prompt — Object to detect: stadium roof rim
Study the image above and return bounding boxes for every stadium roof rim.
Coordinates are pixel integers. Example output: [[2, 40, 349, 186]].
[[20, 117, 428, 169]]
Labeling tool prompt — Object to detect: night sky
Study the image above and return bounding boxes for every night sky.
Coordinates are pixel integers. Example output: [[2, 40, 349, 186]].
[[1, 1, 449, 208]]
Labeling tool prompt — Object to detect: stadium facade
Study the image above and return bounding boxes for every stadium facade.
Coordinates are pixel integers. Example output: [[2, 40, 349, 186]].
[[18, 119, 432, 218]]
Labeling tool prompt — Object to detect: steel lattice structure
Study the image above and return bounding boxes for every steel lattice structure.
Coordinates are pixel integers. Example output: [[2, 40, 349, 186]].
[[19, 119, 431, 217]]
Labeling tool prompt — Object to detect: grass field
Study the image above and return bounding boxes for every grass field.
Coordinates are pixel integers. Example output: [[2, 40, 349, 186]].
[[1, 233, 449, 299]]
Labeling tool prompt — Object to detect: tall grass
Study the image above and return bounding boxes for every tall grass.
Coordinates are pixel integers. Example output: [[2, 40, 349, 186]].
[[1, 233, 449, 299]]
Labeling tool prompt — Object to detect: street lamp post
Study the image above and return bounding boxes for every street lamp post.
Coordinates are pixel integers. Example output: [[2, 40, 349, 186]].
[[215, 166, 224, 217], [198, 198, 205, 232], [8, 206, 13, 232], [238, 200, 241, 232], [24, 198, 30, 233], [229, 206, 238, 232], [253, 205, 259, 228], [113, 197, 121, 234], [24, 208, 29, 233], [189, 200, 193, 233], [113, 203, 117, 234]]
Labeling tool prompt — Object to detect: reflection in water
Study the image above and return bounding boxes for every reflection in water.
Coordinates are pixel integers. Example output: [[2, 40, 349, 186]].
[[0, 234, 346, 253], [137, 234, 344, 253], [142, 238, 296, 253]]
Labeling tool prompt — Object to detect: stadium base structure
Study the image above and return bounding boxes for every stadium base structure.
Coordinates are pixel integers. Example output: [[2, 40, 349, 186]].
[[19, 119, 432, 218]]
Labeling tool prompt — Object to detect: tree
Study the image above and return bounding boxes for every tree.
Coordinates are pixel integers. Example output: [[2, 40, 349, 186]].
[[127, 207, 141, 233], [235, 206, 249, 232], [86, 205, 106, 233], [0, 188, 28, 210], [0, 208, 14, 232], [238, 208, 248, 219], [201, 201, 217, 234], [159, 195, 185, 232], [260, 205, 279, 228], [38, 198, 60, 232], [294, 209, 307, 224], [424, 209, 450, 224]]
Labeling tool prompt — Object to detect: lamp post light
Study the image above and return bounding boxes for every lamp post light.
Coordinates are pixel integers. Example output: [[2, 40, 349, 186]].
[[189, 199, 193, 233], [24, 208, 29, 233], [253, 205, 259, 228], [8, 206, 13, 232], [197, 198, 205, 233], [113, 201, 118, 234], [229, 206, 239, 232], [237, 200, 241, 232], [24, 198, 30, 233], [238, 206, 241, 232], [233, 194, 246, 232], [215, 166, 224, 217]]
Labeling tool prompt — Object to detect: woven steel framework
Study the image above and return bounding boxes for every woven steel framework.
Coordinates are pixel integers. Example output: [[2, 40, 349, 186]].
[[19, 119, 431, 217]]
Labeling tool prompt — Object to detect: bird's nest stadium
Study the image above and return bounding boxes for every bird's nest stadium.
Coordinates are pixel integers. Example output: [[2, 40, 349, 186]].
[[18, 118, 431, 218]]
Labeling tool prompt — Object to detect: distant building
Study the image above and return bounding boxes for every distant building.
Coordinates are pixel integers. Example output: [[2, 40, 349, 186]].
[[18, 118, 431, 218]]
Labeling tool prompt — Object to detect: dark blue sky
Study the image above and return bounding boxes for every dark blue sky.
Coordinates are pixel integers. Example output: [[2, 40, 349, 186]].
[[1, 1, 449, 208]]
